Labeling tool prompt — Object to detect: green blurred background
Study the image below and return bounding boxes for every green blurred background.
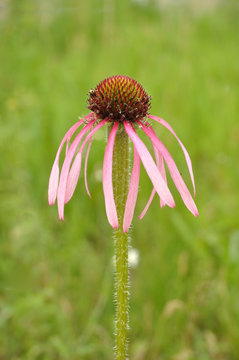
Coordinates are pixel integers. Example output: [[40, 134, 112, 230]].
[[0, 0, 239, 359]]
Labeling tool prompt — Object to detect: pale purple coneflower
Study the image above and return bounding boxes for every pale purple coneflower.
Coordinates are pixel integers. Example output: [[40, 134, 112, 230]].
[[48, 75, 198, 359], [48, 75, 198, 233]]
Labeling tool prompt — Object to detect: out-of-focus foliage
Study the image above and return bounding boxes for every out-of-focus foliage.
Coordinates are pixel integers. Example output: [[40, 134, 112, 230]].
[[0, 0, 239, 359]]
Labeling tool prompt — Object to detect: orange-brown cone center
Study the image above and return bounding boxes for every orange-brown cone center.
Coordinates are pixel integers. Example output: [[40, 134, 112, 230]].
[[88, 75, 151, 122]]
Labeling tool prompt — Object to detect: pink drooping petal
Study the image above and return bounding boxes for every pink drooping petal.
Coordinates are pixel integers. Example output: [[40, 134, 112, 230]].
[[150, 126, 168, 208], [124, 122, 175, 208], [144, 121, 167, 208], [57, 120, 95, 220], [48, 112, 94, 205], [144, 120, 168, 208], [48, 119, 85, 205], [123, 146, 141, 233], [64, 156, 82, 205], [148, 114, 196, 196], [103, 122, 119, 229], [48, 165, 60, 206], [65, 120, 107, 204], [140, 121, 199, 217], [84, 135, 93, 198], [158, 154, 167, 207], [139, 147, 167, 220], [66, 138, 70, 155]]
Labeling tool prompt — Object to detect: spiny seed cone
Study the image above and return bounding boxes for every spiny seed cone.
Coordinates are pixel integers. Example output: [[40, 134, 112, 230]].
[[87, 75, 151, 122]]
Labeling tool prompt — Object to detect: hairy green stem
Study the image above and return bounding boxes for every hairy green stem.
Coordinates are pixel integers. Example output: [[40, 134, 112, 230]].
[[109, 124, 130, 360]]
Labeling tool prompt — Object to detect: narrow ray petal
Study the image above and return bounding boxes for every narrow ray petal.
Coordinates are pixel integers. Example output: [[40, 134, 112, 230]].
[[158, 153, 167, 207], [140, 121, 199, 217], [103, 122, 119, 229], [148, 115, 196, 196], [65, 120, 107, 203], [139, 147, 167, 220], [124, 122, 175, 208], [66, 138, 70, 155], [143, 120, 167, 209], [150, 126, 168, 208], [48, 164, 60, 206], [48, 113, 94, 205], [123, 146, 141, 233], [57, 120, 95, 219], [84, 135, 93, 198], [64, 156, 82, 204], [48, 119, 85, 205]]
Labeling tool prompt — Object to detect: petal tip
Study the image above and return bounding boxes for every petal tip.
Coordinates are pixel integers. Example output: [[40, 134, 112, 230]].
[[169, 199, 176, 208], [123, 224, 130, 233], [112, 222, 119, 229], [58, 205, 64, 221]]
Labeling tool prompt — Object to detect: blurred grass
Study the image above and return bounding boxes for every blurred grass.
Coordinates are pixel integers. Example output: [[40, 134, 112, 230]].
[[0, 0, 239, 359]]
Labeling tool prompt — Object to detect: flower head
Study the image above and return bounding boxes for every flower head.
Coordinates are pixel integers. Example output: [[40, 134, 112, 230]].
[[48, 75, 198, 233], [88, 75, 151, 122]]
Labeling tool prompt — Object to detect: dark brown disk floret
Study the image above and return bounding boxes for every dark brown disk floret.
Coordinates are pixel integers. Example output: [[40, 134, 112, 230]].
[[87, 75, 151, 122]]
